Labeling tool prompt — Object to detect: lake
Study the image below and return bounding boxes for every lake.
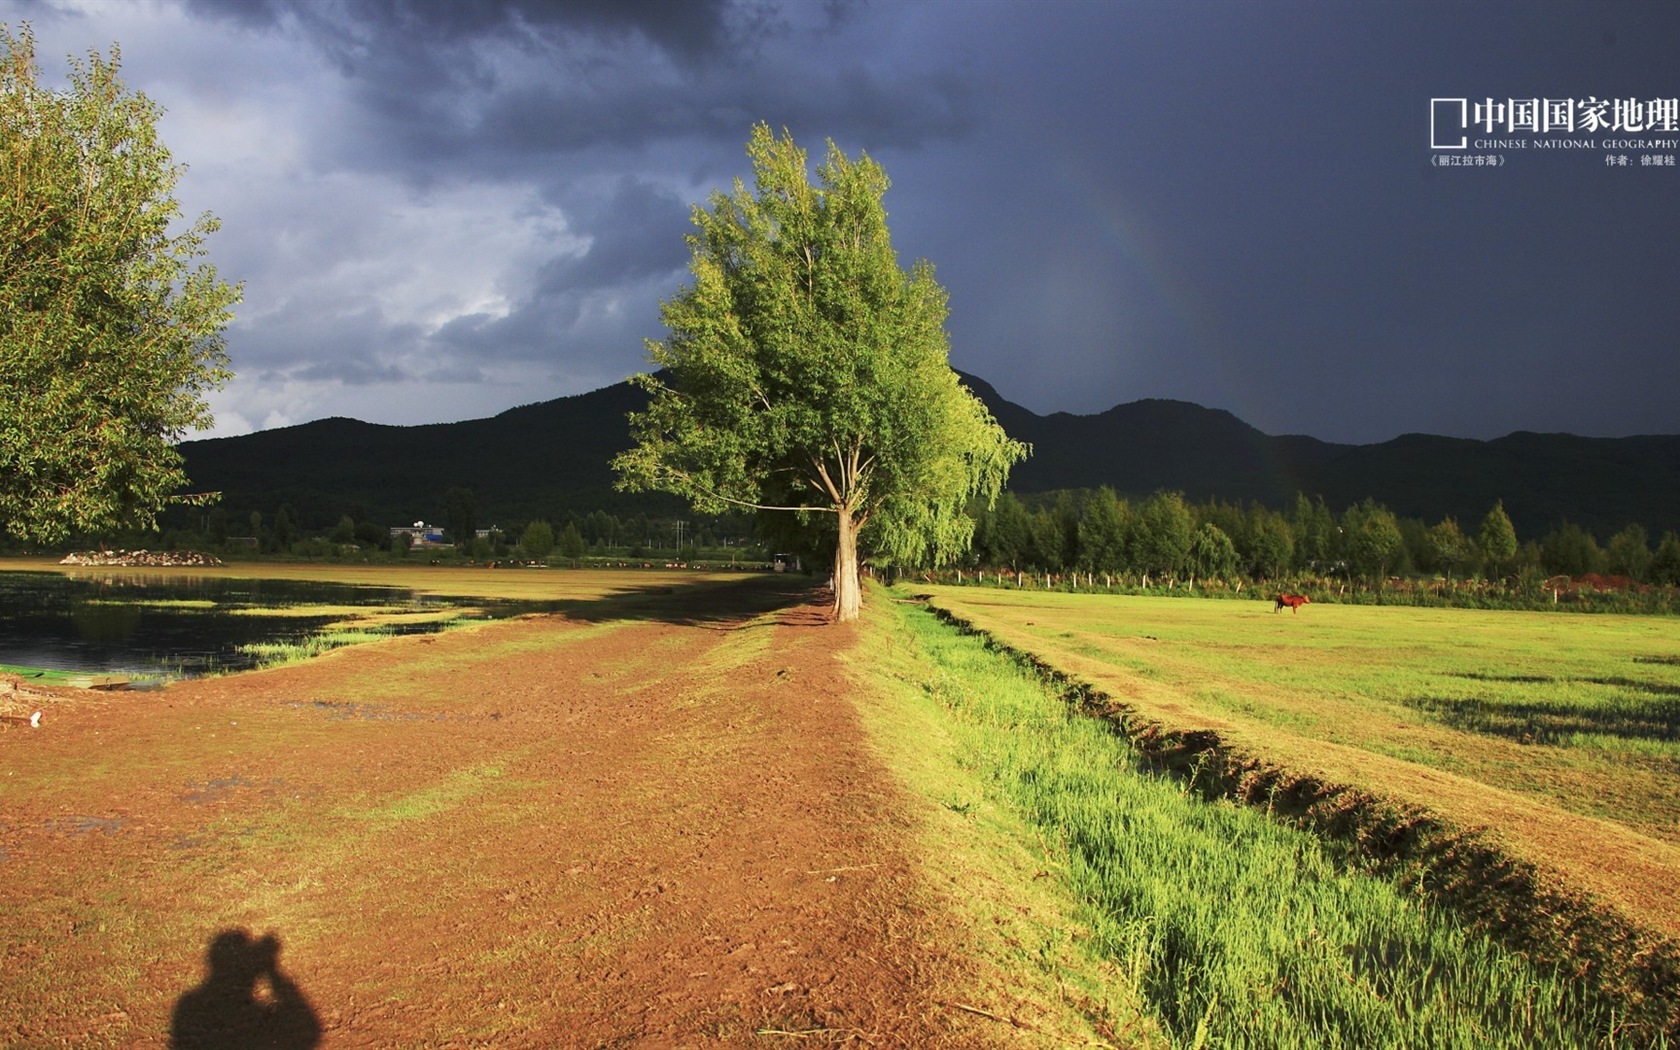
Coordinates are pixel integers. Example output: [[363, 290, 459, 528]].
[[0, 571, 510, 684]]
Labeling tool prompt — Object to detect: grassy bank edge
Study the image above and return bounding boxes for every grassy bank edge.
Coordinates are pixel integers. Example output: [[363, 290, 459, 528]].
[[846, 590, 1161, 1048], [900, 591, 1680, 1042]]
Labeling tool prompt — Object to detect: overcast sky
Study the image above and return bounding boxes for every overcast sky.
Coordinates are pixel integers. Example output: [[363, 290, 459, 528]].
[[7, 0, 1679, 444]]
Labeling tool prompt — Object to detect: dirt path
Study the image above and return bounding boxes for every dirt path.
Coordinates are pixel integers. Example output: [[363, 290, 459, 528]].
[[1, 579, 992, 1047]]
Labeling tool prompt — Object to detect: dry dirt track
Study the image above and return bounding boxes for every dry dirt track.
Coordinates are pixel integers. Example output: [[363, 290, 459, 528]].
[[0, 578, 1000, 1048]]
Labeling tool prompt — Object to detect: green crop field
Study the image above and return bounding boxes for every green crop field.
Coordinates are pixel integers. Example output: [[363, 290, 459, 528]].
[[872, 584, 1680, 1042], [904, 587, 1680, 852], [859, 595, 1660, 1047]]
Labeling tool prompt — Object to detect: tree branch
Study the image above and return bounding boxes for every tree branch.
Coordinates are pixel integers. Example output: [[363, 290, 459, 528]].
[[647, 463, 836, 515]]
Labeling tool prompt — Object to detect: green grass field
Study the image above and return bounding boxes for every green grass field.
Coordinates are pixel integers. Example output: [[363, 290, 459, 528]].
[[890, 584, 1680, 1040], [856, 595, 1655, 1047], [907, 586, 1680, 849]]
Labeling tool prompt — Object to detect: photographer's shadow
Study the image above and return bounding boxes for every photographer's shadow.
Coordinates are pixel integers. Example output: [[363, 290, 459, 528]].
[[171, 929, 321, 1050]]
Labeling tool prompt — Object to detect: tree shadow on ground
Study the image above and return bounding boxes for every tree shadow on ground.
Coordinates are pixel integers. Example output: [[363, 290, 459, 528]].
[[1406, 691, 1680, 746], [540, 572, 833, 630], [170, 929, 321, 1050]]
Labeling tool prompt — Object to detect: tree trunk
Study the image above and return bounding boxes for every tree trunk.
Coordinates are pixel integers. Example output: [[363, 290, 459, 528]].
[[833, 505, 863, 622]]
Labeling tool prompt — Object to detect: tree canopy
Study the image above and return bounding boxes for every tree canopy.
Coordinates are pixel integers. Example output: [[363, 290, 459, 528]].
[[0, 26, 239, 543], [614, 124, 1026, 620]]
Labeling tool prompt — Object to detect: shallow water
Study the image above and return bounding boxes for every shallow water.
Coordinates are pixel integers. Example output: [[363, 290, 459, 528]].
[[0, 572, 496, 682]]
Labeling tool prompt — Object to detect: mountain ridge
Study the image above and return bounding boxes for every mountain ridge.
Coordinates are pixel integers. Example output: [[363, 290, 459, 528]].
[[175, 373, 1680, 541]]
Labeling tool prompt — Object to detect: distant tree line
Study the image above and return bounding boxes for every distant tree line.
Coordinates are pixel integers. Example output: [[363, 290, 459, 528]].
[[961, 489, 1680, 588], [33, 478, 1680, 595], [131, 492, 766, 565]]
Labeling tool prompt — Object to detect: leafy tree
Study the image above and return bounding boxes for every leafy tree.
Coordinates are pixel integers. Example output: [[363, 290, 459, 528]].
[[1478, 500, 1518, 578], [1343, 499, 1404, 584], [1650, 531, 1680, 587], [329, 515, 356, 545], [1199, 499, 1247, 552], [556, 521, 586, 566], [1132, 490, 1193, 585], [269, 503, 297, 553], [353, 520, 387, 549], [1187, 521, 1238, 584], [1053, 491, 1081, 570], [442, 486, 477, 550], [1397, 516, 1431, 577], [1541, 521, 1601, 578], [1604, 523, 1652, 581], [1078, 486, 1128, 574], [1243, 504, 1293, 579], [583, 509, 617, 548], [614, 125, 1026, 620], [1292, 494, 1336, 570], [1026, 506, 1065, 571], [0, 28, 239, 542], [520, 519, 555, 561], [1425, 517, 1470, 579], [979, 491, 1031, 569]]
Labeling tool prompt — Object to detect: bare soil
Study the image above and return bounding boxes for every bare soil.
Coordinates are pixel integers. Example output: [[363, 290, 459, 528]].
[[0, 578, 1003, 1048]]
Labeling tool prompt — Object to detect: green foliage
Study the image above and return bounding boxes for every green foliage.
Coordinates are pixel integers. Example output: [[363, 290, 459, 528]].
[[1653, 532, 1680, 587], [1479, 501, 1519, 576], [555, 521, 585, 565], [1186, 521, 1237, 581], [1243, 502, 1294, 579], [0, 27, 239, 542], [1078, 486, 1128, 573], [614, 125, 1025, 617], [442, 486, 477, 549], [519, 519, 554, 561], [1425, 517, 1471, 578], [1343, 498, 1405, 582], [890, 600, 1630, 1048], [1293, 493, 1337, 569], [268, 503, 297, 553], [1542, 521, 1602, 578], [1027, 505, 1067, 571], [1133, 490, 1193, 582], [1606, 523, 1653, 581], [977, 490, 1031, 569]]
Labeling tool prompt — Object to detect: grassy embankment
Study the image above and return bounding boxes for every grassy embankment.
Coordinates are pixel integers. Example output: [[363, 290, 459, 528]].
[[873, 585, 1680, 1043], [852, 587, 1674, 1046]]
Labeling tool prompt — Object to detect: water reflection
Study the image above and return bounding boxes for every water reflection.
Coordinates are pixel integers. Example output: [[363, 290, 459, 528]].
[[0, 572, 509, 681]]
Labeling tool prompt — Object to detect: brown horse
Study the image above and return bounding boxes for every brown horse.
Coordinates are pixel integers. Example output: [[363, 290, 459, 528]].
[[1274, 593, 1310, 613]]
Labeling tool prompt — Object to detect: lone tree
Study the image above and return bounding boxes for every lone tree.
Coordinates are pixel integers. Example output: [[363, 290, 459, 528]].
[[614, 125, 1026, 621], [0, 26, 239, 543]]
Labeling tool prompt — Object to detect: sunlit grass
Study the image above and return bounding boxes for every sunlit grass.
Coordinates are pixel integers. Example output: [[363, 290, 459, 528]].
[[909, 586, 1680, 848], [880, 598, 1639, 1048], [238, 628, 395, 667], [81, 598, 216, 610]]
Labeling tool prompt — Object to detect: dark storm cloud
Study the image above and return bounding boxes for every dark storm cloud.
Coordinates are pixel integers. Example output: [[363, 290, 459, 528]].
[[186, 0, 972, 178], [185, 0, 737, 59], [538, 179, 692, 291], [10, 0, 1679, 441]]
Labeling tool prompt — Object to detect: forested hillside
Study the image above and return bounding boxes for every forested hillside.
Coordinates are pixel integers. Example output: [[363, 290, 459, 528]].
[[172, 373, 1680, 544]]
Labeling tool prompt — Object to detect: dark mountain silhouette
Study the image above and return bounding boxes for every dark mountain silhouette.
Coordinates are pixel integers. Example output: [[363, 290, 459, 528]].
[[176, 380, 683, 533], [175, 373, 1680, 541]]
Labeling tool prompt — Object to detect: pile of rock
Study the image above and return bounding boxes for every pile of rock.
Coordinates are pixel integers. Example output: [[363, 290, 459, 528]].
[[59, 549, 225, 568]]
